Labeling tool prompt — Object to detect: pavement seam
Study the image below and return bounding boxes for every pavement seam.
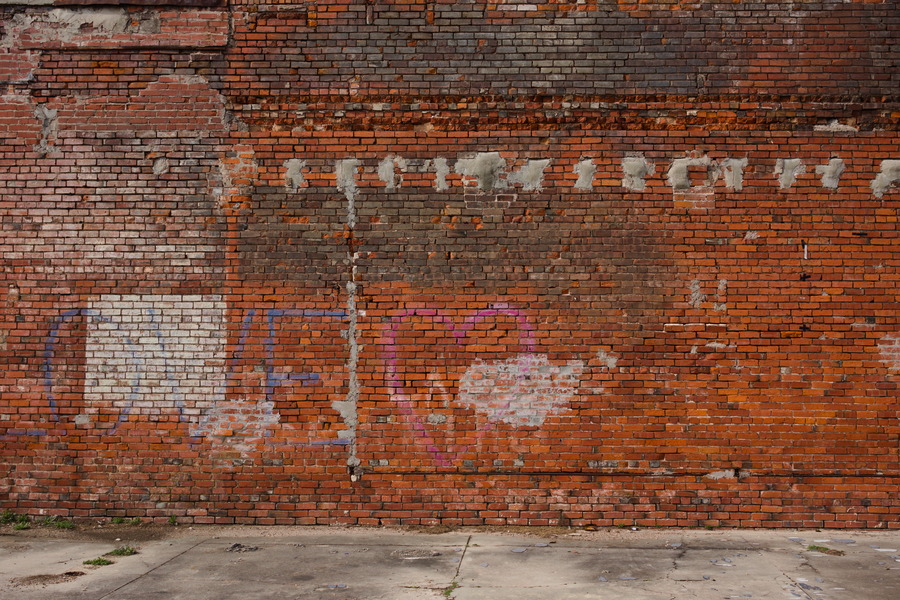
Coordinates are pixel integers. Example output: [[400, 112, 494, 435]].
[[95, 538, 209, 600]]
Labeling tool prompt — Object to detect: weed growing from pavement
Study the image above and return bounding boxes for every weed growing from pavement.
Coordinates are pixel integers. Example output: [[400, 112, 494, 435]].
[[807, 545, 845, 556], [442, 581, 460, 598], [107, 546, 138, 556], [38, 516, 74, 529], [83, 558, 114, 566]]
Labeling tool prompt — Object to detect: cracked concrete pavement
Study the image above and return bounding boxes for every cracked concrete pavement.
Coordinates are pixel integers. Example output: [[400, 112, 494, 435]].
[[1, 526, 899, 599]]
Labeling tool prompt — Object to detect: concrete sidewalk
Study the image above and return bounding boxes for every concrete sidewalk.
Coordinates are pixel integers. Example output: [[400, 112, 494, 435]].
[[1, 525, 899, 599]]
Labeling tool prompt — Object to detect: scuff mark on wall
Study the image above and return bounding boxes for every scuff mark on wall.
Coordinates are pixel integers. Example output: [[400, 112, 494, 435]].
[[458, 354, 584, 427]]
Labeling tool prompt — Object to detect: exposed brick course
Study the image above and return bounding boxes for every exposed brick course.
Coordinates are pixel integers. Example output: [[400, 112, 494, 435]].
[[0, 0, 898, 528]]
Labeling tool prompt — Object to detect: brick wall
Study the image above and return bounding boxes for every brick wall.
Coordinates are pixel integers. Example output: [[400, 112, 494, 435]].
[[1, 0, 898, 528]]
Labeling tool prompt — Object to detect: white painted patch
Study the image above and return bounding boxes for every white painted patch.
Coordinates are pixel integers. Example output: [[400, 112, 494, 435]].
[[878, 334, 900, 371], [458, 354, 583, 427], [84, 295, 226, 426]]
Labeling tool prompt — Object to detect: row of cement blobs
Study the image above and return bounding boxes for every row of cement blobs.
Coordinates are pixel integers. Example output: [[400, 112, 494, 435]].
[[284, 154, 900, 196]]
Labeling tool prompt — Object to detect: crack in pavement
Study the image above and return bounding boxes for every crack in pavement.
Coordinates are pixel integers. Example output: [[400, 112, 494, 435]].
[[97, 539, 208, 600]]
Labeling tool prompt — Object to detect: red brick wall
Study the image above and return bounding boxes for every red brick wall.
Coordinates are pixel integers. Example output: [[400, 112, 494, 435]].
[[1, 1, 898, 528]]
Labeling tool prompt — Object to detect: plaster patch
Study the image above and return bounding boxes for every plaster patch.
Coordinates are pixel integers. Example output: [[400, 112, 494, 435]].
[[871, 160, 900, 198], [84, 295, 226, 430], [458, 354, 583, 427], [621, 156, 654, 191], [284, 158, 306, 191], [508, 158, 551, 191], [667, 155, 719, 191], [720, 158, 748, 191], [46, 8, 130, 35], [573, 159, 596, 190], [378, 155, 408, 190], [430, 157, 450, 191], [336, 159, 359, 226], [775, 158, 805, 189], [455, 152, 507, 191], [814, 120, 858, 133], [816, 158, 845, 190], [152, 157, 170, 175]]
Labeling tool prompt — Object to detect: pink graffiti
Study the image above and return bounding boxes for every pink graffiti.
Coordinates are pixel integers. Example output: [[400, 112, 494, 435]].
[[384, 303, 536, 466]]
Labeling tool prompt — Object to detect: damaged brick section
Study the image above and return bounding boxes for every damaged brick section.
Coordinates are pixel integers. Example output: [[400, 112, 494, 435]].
[[0, 1, 899, 530]]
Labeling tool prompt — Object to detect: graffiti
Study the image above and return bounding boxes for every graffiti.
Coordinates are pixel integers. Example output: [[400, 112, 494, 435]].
[[384, 304, 586, 466], [191, 307, 348, 454], [20, 297, 348, 448]]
